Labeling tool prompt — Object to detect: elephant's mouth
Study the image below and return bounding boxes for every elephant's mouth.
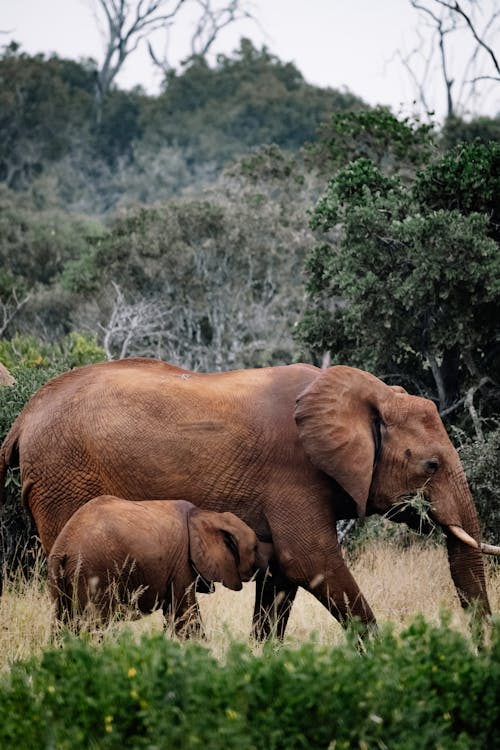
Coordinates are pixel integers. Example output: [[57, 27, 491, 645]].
[[384, 495, 436, 536], [386, 498, 500, 555]]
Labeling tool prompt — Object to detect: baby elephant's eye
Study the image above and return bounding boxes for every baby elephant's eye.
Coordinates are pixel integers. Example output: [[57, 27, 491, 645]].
[[425, 458, 440, 473]]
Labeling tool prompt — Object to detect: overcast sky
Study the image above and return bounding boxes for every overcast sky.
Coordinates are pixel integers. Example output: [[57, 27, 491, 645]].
[[2, 0, 499, 121]]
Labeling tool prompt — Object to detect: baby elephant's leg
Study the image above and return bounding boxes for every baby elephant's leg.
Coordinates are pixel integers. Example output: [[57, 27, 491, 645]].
[[162, 578, 205, 638]]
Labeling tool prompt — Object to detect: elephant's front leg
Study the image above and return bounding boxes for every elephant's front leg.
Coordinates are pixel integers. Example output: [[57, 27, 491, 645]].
[[273, 519, 377, 638], [252, 565, 298, 640]]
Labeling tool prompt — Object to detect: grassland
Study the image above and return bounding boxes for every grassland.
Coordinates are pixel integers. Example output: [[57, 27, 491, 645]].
[[1, 538, 499, 671]]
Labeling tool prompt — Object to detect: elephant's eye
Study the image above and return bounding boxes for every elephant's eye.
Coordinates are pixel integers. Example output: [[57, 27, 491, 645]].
[[425, 458, 440, 473]]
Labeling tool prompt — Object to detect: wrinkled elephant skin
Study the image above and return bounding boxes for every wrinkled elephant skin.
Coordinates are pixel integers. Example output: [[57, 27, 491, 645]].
[[1, 359, 495, 636]]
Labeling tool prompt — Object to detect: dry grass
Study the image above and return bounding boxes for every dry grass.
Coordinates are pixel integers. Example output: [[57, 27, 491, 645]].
[[1, 540, 499, 671]]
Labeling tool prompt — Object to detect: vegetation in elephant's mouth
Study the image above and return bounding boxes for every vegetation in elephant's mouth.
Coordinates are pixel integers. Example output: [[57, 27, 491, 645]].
[[388, 488, 436, 535]]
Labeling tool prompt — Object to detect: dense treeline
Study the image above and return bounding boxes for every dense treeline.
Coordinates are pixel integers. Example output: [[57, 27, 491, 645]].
[[0, 39, 361, 208], [1, 37, 500, 562]]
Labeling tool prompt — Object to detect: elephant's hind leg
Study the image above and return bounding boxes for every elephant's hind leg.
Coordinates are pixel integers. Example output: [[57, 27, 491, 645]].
[[252, 566, 297, 640]]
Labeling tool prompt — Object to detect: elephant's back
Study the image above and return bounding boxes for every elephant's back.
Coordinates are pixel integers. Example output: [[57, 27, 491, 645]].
[[16, 359, 318, 445], [11, 359, 321, 548], [51, 495, 187, 592]]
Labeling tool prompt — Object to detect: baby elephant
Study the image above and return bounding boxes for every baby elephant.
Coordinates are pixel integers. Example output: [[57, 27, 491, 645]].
[[48, 495, 271, 634]]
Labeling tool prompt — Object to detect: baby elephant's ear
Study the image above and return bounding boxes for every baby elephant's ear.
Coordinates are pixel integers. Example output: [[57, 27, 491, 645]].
[[188, 510, 244, 591]]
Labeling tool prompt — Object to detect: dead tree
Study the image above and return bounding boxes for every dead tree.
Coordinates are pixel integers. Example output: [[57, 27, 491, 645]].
[[401, 0, 499, 119], [148, 0, 255, 76], [90, 0, 254, 119], [0, 288, 32, 339], [98, 282, 173, 360]]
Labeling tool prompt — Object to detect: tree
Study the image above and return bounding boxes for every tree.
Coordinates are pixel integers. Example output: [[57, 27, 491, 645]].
[[144, 39, 365, 167], [440, 114, 500, 148], [147, 0, 254, 74], [305, 107, 435, 177], [0, 43, 94, 187], [297, 139, 500, 426], [0, 288, 31, 339], [400, 0, 500, 119], [60, 146, 315, 371], [91, 0, 254, 118], [99, 281, 173, 359]]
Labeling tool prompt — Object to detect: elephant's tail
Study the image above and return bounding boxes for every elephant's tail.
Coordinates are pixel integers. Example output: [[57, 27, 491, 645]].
[[0, 417, 22, 508]]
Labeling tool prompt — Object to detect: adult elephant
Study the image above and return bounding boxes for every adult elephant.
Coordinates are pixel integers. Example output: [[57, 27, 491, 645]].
[[1, 359, 498, 637]]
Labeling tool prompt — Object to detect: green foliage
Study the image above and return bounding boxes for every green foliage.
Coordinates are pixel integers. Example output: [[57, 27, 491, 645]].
[[414, 141, 500, 241], [0, 620, 498, 749], [59, 162, 313, 370], [0, 184, 104, 290], [298, 135, 500, 416], [0, 333, 104, 373], [236, 144, 304, 186], [0, 335, 105, 573], [310, 158, 402, 231], [0, 43, 95, 187], [95, 88, 145, 165], [141, 39, 365, 168], [306, 107, 435, 176], [458, 425, 500, 543], [0, 39, 364, 210], [441, 115, 500, 150]]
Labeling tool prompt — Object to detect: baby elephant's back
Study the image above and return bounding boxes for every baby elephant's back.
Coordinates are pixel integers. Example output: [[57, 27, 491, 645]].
[[48, 495, 189, 616]]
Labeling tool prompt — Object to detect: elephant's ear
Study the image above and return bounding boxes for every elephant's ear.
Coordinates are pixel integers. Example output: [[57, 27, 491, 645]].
[[188, 510, 245, 591], [294, 365, 399, 519]]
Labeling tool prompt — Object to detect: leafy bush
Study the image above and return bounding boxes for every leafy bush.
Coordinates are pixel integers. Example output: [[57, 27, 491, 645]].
[[0, 334, 106, 575], [458, 425, 500, 543], [0, 332, 104, 371], [306, 107, 435, 176], [297, 138, 500, 421], [0, 618, 498, 749], [59, 166, 314, 371]]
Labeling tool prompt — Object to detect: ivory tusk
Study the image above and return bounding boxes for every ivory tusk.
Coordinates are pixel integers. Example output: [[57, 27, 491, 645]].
[[448, 525, 500, 555], [480, 542, 500, 556]]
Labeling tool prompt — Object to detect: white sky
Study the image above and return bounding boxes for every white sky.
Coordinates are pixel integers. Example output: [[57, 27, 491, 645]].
[[2, 0, 499, 121]]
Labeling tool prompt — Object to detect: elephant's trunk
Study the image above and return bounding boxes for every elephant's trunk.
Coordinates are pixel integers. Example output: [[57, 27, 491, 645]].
[[433, 468, 492, 617], [445, 534, 491, 616]]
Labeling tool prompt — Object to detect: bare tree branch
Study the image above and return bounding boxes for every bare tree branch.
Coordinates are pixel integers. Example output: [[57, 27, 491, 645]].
[[91, 0, 187, 115], [395, 32, 434, 114], [433, 0, 500, 75], [402, 0, 499, 118], [0, 288, 32, 338], [98, 281, 174, 360], [410, 0, 457, 118], [147, 0, 255, 75], [190, 0, 253, 57], [468, 75, 500, 83]]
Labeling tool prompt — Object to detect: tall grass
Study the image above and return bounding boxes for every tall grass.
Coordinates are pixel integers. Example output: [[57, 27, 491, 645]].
[[1, 539, 498, 671]]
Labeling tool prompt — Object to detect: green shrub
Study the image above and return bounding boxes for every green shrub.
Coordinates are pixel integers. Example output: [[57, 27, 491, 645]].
[[0, 618, 498, 749], [458, 425, 500, 544], [0, 334, 106, 575]]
